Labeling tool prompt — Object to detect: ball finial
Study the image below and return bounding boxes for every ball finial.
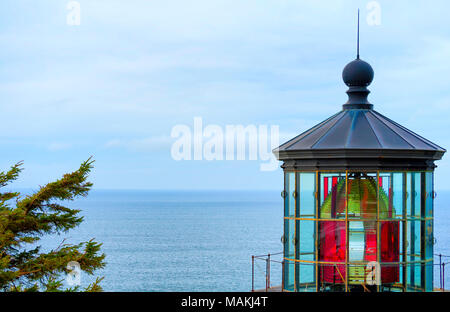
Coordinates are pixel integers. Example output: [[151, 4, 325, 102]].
[[342, 58, 374, 109], [342, 58, 374, 87]]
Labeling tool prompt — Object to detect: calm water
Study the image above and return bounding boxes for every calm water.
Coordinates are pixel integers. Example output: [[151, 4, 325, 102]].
[[36, 190, 450, 291]]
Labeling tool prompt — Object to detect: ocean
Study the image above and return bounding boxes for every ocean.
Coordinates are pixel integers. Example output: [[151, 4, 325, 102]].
[[36, 190, 450, 292]]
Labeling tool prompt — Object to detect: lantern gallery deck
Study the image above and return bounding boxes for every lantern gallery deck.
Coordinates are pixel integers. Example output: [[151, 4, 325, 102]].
[[272, 50, 445, 291]]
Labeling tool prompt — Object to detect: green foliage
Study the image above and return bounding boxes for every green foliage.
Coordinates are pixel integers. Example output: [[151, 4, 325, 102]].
[[0, 158, 105, 292]]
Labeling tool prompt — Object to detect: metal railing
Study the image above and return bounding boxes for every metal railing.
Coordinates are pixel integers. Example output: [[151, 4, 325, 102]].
[[251, 252, 450, 292], [251, 252, 283, 292], [435, 253, 450, 291]]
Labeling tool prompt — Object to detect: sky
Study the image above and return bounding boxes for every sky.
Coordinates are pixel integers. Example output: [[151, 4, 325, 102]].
[[0, 0, 449, 190]]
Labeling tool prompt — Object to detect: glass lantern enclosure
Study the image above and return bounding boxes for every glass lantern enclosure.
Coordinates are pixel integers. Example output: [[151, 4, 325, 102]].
[[282, 170, 434, 292]]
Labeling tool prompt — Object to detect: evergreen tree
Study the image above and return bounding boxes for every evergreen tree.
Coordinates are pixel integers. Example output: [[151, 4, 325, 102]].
[[0, 158, 105, 291]]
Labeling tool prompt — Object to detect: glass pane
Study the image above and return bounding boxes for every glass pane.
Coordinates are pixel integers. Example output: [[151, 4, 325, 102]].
[[347, 173, 378, 220], [413, 172, 422, 218], [425, 262, 433, 292], [407, 220, 421, 262], [348, 264, 371, 287], [425, 172, 433, 217], [285, 172, 295, 217], [380, 263, 402, 291], [348, 221, 377, 262], [391, 172, 404, 219], [298, 220, 315, 261], [318, 263, 346, 290], [318, 211, 346, 291], [284, 219, 295, 258], [380, 221, 401, 264], [297, 263, 316, 292], [379, 172, 403, 220], [407, 263, 423, 291], [407, 172, 421, 218], [399, 221, 406, 263], [319, 173, 346, 219], [298, 173, 316, 217], [379, 173, 391, 219], [407, 220, 422, 289], [318, 221, 346, 262], [424, 220, 433, 270], [284, 260, 295, 291], [406, 172, 411, 217]]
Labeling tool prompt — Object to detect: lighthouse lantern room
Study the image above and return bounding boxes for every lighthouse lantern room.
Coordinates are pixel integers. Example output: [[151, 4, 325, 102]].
[[274, 55, 445, 292]]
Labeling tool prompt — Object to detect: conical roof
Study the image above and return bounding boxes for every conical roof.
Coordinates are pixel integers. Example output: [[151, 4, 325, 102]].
[[277, 109, 444, 152], [274, 58, 445, 170]]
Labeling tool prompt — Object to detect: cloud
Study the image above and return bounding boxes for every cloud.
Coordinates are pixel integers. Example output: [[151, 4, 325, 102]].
[[104, 136, 172, 152], [47, 142, 72, 151], [1, 0, 450, 189]]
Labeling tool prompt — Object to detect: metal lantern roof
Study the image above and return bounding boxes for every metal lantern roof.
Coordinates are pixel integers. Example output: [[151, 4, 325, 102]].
[[274, 57, 446, 171]]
